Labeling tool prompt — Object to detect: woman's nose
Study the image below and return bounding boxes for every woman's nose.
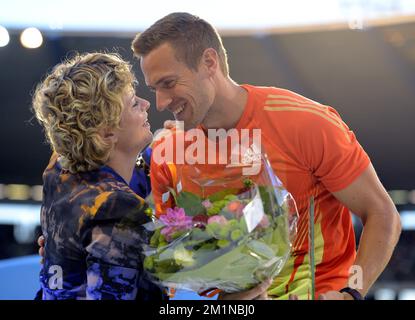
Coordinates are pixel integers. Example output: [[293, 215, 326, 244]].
[[142, 99, 150, 111], [138, 97, 150, 111]]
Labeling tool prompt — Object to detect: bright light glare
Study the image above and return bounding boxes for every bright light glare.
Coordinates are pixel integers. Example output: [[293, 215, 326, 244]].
[[0, 26, 10, 47], [20, 27, 43, 49], [0, 0, 415, 32]]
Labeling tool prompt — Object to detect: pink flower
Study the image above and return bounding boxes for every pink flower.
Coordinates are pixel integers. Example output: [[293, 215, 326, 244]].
[[202, 200, 213, 209], [160, 207, 193, 241], [207, 215, 229, 225]]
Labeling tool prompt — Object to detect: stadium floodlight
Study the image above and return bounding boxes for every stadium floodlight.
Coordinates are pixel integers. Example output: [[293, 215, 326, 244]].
[[0, 26, 10, 47], [20, 27, 43, 49]]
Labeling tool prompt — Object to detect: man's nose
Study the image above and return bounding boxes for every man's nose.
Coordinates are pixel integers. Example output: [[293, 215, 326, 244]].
[[155, 90, 172, 112]]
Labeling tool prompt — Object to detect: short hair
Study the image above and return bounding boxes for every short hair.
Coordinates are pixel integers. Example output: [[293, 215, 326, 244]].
[[132, 12, 229, 76], [32, 52, 135, 173]]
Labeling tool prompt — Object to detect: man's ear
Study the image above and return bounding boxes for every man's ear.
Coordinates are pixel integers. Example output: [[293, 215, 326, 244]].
[[201, 48, 219, 76]]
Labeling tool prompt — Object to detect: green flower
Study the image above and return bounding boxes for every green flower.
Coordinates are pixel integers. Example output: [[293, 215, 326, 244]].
[[150, 229, 161, 247], [143, 256, 154, 271], [154, 258, 181, 274], [243, 178, 254, 188], [205, 222, 221, 239], [207, 200, 229, 216], [218, 225, 231, 239], [224, 195, 238, 201], [144, 207, 153, 218], [217, 239, 230, 248], [229, 219, 240, 230], [173, 246, 195, 267], [231, 229, 243, 241], [199, 242, 216, 251]]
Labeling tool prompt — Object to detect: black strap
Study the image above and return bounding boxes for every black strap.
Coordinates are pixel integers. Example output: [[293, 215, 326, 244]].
[[340, 287, 364, 300]]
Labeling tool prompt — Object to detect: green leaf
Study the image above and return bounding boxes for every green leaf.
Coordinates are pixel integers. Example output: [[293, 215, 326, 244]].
[[150, 229, 161, 247], [150, 228, 292, 292], [190, 228, 212, 241], [258, 185, 277, 215], [153, 243, 259, 291], [167, 187, 177, 203], [175, 191, 205, 216], [245, 240, 275, 260]]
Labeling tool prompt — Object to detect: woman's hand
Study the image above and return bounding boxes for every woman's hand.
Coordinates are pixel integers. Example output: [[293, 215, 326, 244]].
[[37, 235, 45, 263], [218, 278, 273, 300]]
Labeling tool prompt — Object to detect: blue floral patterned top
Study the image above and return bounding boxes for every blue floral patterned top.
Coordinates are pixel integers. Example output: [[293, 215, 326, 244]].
[[39, 151, 166, 300]]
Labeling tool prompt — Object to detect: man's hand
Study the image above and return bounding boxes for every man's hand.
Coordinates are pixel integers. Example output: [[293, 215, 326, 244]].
[[318, 291, 354, 300], [163, 120, 178, 129], [37, 235, 45, 263], [287, 291, 354, 300], [218, 279, 272, 300]]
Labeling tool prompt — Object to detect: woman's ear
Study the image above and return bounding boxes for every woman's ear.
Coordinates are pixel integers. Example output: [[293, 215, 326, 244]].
[[100, 127, 118, 146]]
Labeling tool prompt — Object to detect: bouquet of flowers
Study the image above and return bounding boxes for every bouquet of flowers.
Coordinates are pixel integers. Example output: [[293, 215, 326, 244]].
[[143, 154, 298, 294]]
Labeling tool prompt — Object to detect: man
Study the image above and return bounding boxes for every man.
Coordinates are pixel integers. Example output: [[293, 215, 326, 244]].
[[131, 12, 401, 300]]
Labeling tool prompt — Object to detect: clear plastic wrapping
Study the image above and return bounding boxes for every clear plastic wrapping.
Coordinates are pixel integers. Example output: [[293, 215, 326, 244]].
[[143, 154, 298, 294]]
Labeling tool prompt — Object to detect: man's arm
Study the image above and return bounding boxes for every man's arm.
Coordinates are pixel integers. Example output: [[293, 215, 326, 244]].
[[320, 163, 401, 300]]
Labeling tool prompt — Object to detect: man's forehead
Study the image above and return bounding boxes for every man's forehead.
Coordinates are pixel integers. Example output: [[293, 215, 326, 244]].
[[141, 68, 176, 87], [141, 52, 183, 85], [140, 61, 161, 85]]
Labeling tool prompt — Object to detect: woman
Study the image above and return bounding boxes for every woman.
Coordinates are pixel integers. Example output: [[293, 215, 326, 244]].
[[33, 52, 165, 300]]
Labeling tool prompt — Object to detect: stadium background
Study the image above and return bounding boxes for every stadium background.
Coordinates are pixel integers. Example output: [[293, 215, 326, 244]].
[[0, 0, 414, 300]]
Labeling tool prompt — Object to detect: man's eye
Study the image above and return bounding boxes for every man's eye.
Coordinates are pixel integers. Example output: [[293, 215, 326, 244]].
[[164, 80, 176, 88]]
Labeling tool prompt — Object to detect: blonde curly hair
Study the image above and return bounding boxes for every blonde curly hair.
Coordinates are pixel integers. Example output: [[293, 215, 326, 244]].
[[33, 52, 136, 173]]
